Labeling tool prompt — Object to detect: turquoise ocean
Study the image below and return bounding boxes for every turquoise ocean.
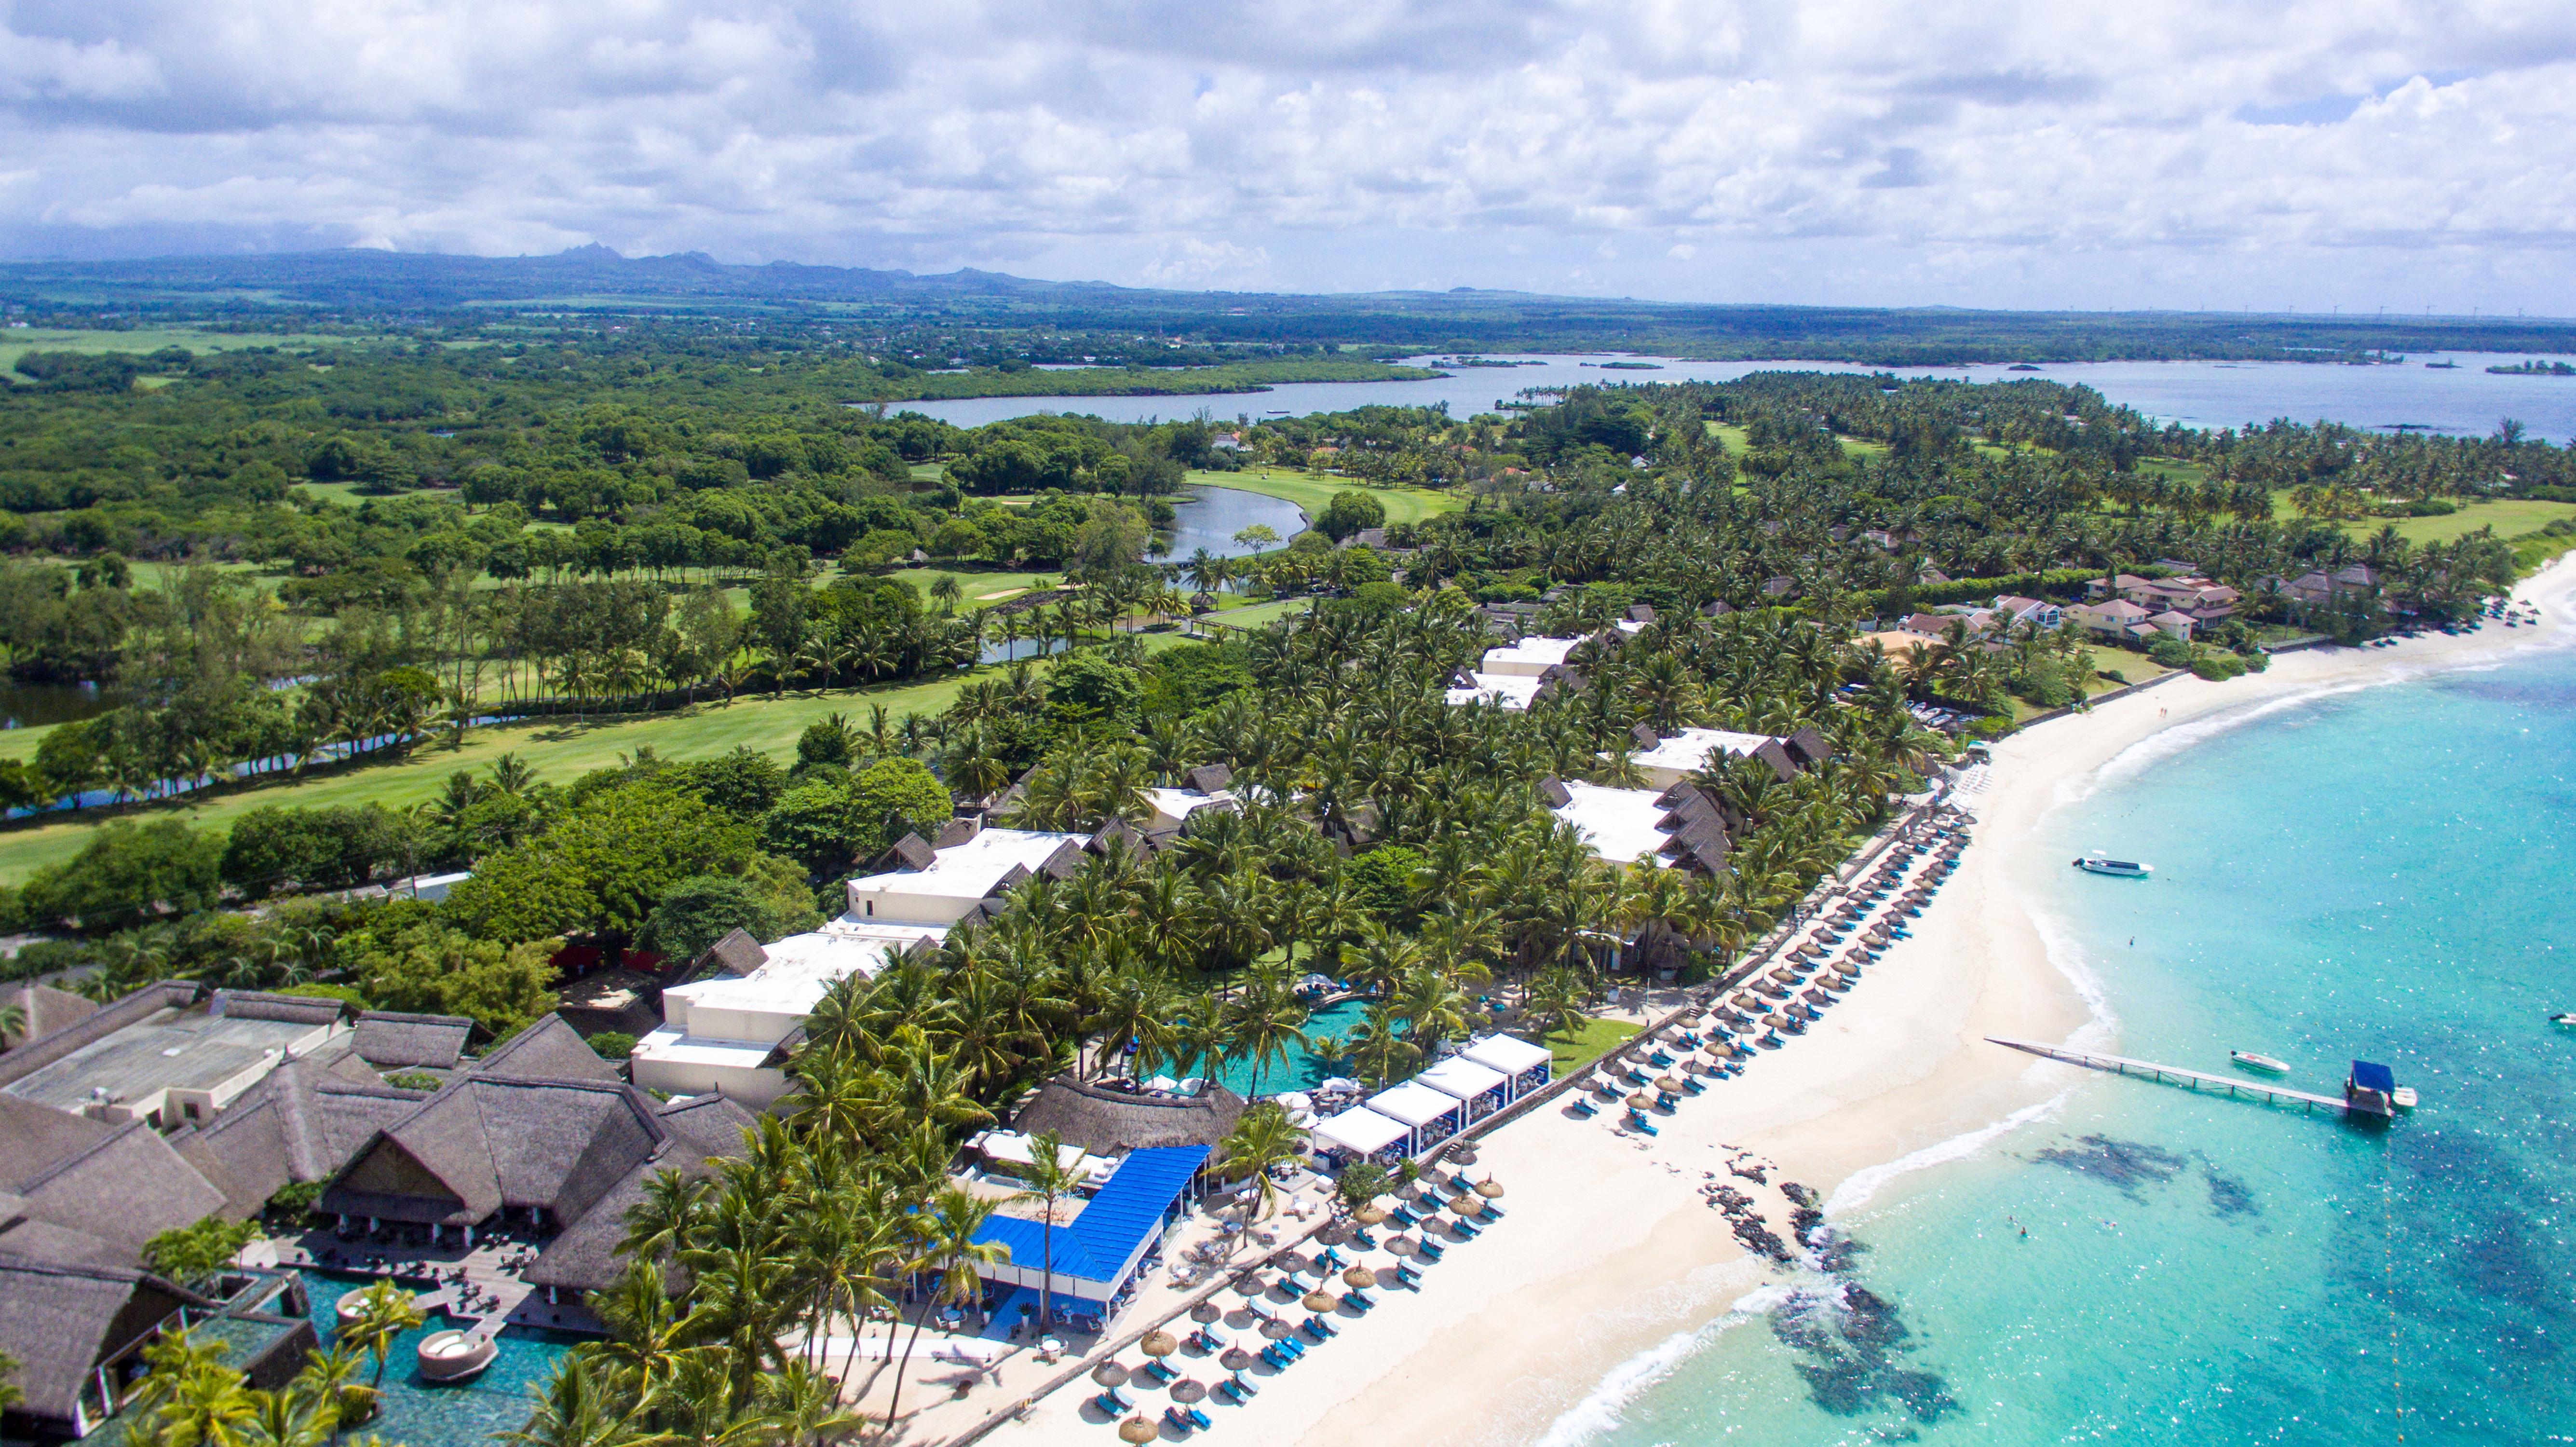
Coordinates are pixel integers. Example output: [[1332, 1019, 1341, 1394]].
[[1550, 643, 2576, 1445]]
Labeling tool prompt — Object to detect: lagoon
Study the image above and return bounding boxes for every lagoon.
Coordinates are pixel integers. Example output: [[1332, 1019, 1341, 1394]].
[[893, 351, 2576, 443]]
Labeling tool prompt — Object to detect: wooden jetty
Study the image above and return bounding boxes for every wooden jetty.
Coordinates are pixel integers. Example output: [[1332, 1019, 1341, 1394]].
[[1986, 1037, 2391, 1118]]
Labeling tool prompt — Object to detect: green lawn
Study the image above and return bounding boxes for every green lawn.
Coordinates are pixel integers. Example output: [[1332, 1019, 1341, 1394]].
[[0, 326, 365, 379], [0, 669, 1000, 884], [1542, 1014, 1641, 1072], [2341, 499, 2576, 546], [1185, 468, 1462, 529], [880, 565, 1060, 603]]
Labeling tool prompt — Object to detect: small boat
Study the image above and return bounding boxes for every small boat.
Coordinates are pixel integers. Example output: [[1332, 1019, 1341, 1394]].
[[2552, 1012, 2576, 1028], [2391, 1086, 2418, 1110], [2230, 1051, 2289, 1075], [2072, 853, 2152, 878], [416, 1329, 498, 1383]]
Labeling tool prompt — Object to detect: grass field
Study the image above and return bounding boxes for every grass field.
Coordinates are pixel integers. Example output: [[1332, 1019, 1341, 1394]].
[[879, 565, 1060, 603], [1543, 1013, 1641, 1072], [2341, 498, 2576, 546], [1186, 468, 1462, 528], [0, 327, 366, 379]]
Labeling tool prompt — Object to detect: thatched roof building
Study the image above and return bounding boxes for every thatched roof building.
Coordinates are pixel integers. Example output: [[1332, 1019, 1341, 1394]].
[[351, 1010, 472, 1071], [1008, 1077, 1247, 1156]]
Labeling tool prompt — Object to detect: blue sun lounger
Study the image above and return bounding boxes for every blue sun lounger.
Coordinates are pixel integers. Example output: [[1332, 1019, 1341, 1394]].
[[1164, 1405, 1203, 1434], [1416, 1238, 1446, 1261], [1141, 1358, 1179, 1385], [1451, 1216, 1482, 1239], [1094, 1384, 1136, 1415], [1394, 1262, 1424, 1287], [1627, 1110, 1660, 1135], [1302, 1315, 1338, 1340], [1347, 1287, 1378, 1310], [1259, 1343, 1294, 1370], [1570, 1097, 1597, 1118]]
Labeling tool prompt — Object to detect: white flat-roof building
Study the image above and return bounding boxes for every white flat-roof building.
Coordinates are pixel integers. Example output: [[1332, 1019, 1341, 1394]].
[[631, 918, 943, 1108], [1478, 635, 1586, 678], [1548, 781, 1679, 866], [844, 826, 1088, 926], [1443, 671, 1546, 711], [1630, 726, 1793, 791]]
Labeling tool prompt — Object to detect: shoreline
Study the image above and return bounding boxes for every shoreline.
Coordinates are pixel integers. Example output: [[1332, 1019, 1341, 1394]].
[[978, 553, 2576, 1447]]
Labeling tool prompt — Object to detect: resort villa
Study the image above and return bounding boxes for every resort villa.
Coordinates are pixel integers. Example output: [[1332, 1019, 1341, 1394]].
[[0, 986, 747, 1442], [1140, 764, 1239, 832], [1541, 776, 1740, 874], [1626, 723, 1832, 791], [1475, 633, 1592, 678]]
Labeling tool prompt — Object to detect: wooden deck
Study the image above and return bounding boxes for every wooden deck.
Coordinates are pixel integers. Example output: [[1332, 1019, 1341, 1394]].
[[1986, 1037, 2389, 1117]]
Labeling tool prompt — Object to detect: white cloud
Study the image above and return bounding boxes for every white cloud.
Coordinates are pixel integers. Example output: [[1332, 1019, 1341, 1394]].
[[0, 0, 2571, 308]]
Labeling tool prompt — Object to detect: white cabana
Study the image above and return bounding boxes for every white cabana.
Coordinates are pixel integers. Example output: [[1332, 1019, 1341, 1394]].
[[1462, 1034, 1556, 1101], [1366, 1080, 1465, 1152], [1311, 1105, 1411, 1162], [1413, 1057, 1509, 1120], [968, 1129, 1108, 1183]]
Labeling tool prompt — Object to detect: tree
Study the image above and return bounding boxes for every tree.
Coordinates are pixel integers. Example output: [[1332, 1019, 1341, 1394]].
[[639, 876, 787, 960], [1218, 1103, 1306, 1220], [446, 781, 754, 944], [1010, 1129, 1081, 1332], [884, 1186, 1003, 1433], [1070, 499, 1150, 578], [17, 819, 224, 931], [1316, 490, 1386, 542], [758, 757, 950, 876], [347, 918, 559, 1041], [141, 1215, 260, 1290], [346, 1280, 425, 1393]]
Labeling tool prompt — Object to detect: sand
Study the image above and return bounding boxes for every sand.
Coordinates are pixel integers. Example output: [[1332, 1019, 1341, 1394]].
[[970, 557, 2576, 1447]]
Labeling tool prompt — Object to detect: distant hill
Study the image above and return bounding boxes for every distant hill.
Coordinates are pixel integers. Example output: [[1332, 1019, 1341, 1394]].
[[4, 246, 2573, 365]]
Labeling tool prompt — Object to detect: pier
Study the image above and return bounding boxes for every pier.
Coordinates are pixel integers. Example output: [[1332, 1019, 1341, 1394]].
[[1986, 1037, 2390, 1118]]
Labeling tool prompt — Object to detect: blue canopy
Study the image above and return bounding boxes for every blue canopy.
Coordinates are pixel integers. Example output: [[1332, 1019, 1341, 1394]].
[[974, 1145, 1211, 1303], [2350, 1060, 2397, 1092]]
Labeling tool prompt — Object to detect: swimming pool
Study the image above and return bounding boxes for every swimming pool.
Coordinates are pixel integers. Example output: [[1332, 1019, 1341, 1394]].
[[1212, 998, 1371, 1097], [295, 1271, 582, 1445]]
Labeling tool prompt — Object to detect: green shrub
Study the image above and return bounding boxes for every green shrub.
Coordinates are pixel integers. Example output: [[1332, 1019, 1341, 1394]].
[[585, 1031, 637, 1061], [2147, 637, 2193, 669], [384, 1071, 444, 1091]]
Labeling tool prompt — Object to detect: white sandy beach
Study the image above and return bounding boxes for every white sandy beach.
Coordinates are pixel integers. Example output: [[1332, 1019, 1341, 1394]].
[[964, 555, 2576, 1447]]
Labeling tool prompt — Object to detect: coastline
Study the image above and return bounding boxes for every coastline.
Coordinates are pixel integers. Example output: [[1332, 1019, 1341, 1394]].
[[979, 553, 2576, 1447]]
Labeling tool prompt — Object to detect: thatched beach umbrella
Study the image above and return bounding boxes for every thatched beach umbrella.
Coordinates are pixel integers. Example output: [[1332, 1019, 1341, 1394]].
[[1447, 1143, 1479, 1166], [1354, 1204, 1388, 1226], [1448, 1195, 1484, 1216], [1627, 1092, 1655, 1109], [1258, 1317, 1293, 1339], [1140, 1330, 1179, 1359], [1315, 1221, 1353, 1246], [1190, 1301, 1223, 1324], [1343, 1264, 1378, 1287], [1475, 1178, 1505, 1199], [1221, 1346, 1257, 1372], [1656, 1075, 1686, 1093], [1302, 1290, 1338, 1312], [1171, 1378, 1208, 1405], [1119, 1417, 1158, 1444], [1092, 1361, 1132, 1388], [1272, 1251, 1310, 1274]]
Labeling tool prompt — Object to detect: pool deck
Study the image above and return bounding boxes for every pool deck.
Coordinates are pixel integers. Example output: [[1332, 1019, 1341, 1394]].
[[246, 1228, 605, 1335]]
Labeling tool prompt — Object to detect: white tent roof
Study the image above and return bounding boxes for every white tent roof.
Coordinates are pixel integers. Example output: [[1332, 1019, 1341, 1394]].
[[1414, 1057, 1508, 1101], [1311, 1105, 1411, 1156], [968, 1129, 1091, 1174], [1462, 1034, 1554, 1075], [1367, 1080, 1464, 1128]]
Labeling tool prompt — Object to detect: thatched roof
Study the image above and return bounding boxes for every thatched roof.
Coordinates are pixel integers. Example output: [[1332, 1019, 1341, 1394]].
[[1, 983, 96, 1050], [522, 1093, 756, 1295], [889, 833, 937, 870], [1784, 725, 1834, 770], [0, 1255, 211, 1431], [1630, 722, 1661, 749], [0, 1097, 114, 1192], [1750, 737, 1800, 783], [2, 1111, 229, 1263], [1535, 776, 1573, 809], [319, 1076, 662, 1228], [1009, 1077, 1247, 1156], [1183, 764, 1232, 794], [353, 1011, 471, 1070], [470, 1014, 617, 1084], [210, 990, 345, 1027], [700, 928, 767, 977], [932, 816, 982, 848]]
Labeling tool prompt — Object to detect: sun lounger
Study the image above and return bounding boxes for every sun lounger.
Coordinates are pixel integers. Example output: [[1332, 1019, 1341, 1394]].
[[1391, 1203, 1424, 1226], [1218, 1379, 1249, 1405], [1648, 1050, 1674, 1066], [1353, 1228, 1379, 1249], [1259, 1343, 1294, 1370], [1452, 1217, 1482, 1238], [1394, 1263, 1424, 1286], [1183, 1405, 1213, 1431], [1164, 1405, 1198, 1435], [1302, 1315, 1338, 1339], [1094, 1385, 1136, 1414], [1681, 1077, 1706, 1094], [1627, 1111, 1660, 1135], [1228, 1371, 1261, 1397], [1142, 1359, 1179, 1385], [1570, 1098, 1597, 1117], [1416, 1239, 1446, 1261], [1347, 1287, 1378, 1310]]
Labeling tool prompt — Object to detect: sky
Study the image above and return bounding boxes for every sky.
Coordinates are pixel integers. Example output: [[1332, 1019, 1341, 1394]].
[[1, 0, 2572, 312]]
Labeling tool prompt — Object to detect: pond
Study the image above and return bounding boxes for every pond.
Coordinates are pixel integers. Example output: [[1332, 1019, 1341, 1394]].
[[0, 678, 109, 731], [1161, 482, 1308, 562], [295, 1270, 581, 1446]]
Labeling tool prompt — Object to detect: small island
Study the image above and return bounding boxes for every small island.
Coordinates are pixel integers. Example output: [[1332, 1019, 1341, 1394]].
[[2487, 359, 2576, 376]]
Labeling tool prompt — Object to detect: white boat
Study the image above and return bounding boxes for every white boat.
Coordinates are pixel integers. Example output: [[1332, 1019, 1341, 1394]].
[[2553, 1012, 2576, 1028], [2391, 1086, 2419, 1110], [2230, 1051, 2289, 1075], [2072, 853, 2152, 878]]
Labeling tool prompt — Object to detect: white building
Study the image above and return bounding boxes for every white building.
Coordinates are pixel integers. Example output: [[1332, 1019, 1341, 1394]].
[[1443, 671, 1546, 710], [1546, 780, 1677, 866], [630, 920, 943, 1107], [1478, 635, 1586, 678], [633, 822, 1089, 1106], [843, 826, 1089, 927], [1629, 726, 1795, 791], [1140, 764, 1238, 832]]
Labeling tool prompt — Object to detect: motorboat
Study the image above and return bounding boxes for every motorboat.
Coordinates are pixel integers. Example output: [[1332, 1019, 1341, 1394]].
[[2072, 853, 2152, 878], [2230, 1051, 2290, 1075], [2552, 1012, 2576, 1028]]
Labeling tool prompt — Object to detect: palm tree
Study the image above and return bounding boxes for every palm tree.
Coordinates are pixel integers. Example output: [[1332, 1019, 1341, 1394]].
[[503, 1352, 671, 1447], [1220, 969, 1311, 1094], [1217, 1102, 1306, 1221], [883, 1185, 1003, 1434], [927, 574, 963, 615], [346, 1280, 424, 1393], [1010, 1129, 1082, 1333]]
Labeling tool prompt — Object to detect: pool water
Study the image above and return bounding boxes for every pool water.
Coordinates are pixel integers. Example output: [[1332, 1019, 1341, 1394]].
[[297, 1271, 581, 1445], [1212, 998, 1370, 1097]]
